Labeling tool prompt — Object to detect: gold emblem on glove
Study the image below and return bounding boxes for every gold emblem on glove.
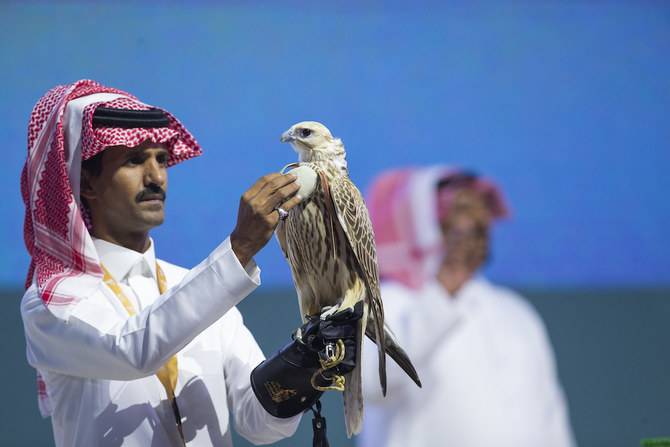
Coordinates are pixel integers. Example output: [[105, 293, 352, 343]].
[[264, 381, 297, 403]]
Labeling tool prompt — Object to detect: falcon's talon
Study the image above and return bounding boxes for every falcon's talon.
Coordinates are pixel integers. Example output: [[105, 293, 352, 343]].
[[294, 327, 303, 342], [320, 305, 340, 320]]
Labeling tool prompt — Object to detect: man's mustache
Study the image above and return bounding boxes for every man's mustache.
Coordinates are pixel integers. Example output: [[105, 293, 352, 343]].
[[136, 185, 166, 202]]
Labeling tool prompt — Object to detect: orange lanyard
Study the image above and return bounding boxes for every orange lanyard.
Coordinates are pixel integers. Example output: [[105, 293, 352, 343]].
[[102, 262, 186, 446]]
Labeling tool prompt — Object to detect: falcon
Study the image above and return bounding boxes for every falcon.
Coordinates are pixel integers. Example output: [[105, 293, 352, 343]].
[[276, 121, 421, 437]]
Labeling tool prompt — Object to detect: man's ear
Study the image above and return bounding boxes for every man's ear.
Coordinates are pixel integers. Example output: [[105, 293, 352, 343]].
[[80, 168, 96, 200]]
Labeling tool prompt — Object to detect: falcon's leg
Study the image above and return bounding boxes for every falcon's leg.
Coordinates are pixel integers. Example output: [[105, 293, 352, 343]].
[[341, 277, 366, 309], [297, 283, 318, 323], [321, 274, 366, 320]]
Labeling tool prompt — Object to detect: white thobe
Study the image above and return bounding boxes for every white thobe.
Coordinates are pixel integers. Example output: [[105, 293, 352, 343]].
[[21, 237, 300, 446], [359, 277, 576, 447]]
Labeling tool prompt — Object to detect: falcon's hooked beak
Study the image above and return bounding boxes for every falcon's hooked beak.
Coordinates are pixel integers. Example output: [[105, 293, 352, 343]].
[[280, 129, 295, 143]]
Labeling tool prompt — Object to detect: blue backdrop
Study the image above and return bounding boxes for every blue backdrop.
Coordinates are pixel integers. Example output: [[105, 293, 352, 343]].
[[1, 0, 668, 290], [2, 2, 670, 446]]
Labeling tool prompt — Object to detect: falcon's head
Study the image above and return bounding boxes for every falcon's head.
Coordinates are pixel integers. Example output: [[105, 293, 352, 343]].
[[281, 121, 345, 163]]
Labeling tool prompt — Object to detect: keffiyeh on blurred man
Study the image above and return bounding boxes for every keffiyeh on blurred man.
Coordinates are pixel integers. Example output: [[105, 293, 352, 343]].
[[357, 166, 577, 447], [20, 80, 358, 446]]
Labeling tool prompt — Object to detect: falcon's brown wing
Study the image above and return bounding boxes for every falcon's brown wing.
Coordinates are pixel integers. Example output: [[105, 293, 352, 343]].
[[328, 176, 387, 394]]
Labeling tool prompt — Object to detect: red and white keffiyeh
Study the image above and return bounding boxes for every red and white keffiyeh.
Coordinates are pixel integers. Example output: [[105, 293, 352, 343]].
[[365, 166, 509, 290], [21, 79, 202, 416]]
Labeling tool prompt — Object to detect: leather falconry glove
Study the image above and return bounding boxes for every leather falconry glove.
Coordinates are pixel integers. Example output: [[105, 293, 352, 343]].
[[250, 302, 363, 418]]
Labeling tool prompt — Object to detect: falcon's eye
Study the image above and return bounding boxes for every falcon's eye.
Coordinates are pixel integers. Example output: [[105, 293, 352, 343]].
[[300, 129, 312, 138]]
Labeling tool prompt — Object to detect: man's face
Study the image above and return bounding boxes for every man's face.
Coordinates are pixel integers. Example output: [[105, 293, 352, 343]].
[[81, 140, 169, 246], [440, 190, 491, 271]]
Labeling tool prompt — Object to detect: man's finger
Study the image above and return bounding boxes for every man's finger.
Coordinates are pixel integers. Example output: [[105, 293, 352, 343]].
[[277, 193, 302, 213], [257, 173, 300, 212], [261, 172, 298, 197], [243, 172, 287, 201]]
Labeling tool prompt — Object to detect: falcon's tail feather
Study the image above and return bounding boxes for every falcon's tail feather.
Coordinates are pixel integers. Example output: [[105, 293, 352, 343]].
[[342, 316, 365, 437], [366, 292, 387, 396], [365, 321, 422, 389]]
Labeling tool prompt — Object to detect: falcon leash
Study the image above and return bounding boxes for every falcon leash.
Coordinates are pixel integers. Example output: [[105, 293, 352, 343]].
[[311, 399, 330, 447]]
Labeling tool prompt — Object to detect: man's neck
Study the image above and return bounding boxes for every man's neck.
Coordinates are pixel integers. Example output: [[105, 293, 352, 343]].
[[437, 263, 476, 297]]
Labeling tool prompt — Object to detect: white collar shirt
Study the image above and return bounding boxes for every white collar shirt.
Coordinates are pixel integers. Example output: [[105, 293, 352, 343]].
[[94, 237, 159, 311]]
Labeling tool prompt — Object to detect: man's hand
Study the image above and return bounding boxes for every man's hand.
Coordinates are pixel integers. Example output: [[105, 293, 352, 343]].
[[230, 172, 301, 266]]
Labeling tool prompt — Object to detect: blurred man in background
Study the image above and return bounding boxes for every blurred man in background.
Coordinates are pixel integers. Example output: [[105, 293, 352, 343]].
[[358, 166, 576, 447]]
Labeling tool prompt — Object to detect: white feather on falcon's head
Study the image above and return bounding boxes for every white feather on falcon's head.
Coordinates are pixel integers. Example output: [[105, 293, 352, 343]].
[[280, 121, 347, 169]]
